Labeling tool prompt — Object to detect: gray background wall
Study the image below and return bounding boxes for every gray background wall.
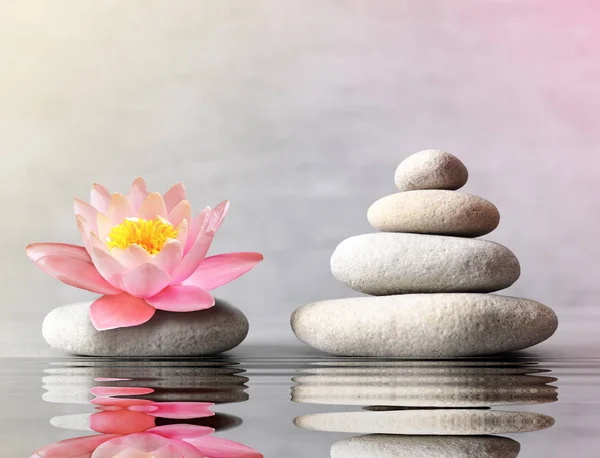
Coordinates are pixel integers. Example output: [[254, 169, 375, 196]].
[[1, 0, 598, 356]]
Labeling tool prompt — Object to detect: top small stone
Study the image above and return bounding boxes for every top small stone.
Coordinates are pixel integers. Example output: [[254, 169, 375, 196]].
[[394, 150, 468, 191]]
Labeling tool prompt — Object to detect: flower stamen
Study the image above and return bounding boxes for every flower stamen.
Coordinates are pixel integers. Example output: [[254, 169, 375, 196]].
[[106, 218, 178, 255]]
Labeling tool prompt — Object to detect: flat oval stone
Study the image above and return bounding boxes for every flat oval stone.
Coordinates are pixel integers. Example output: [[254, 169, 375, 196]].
[[294, 409, 554, 434], [331, 435, 521, 458], [330, 233, 520, 295], [395, 150, 468, 191], [367, 191, 500, 237], [291, 294, 558, 357], [43, 299, 248, 356]]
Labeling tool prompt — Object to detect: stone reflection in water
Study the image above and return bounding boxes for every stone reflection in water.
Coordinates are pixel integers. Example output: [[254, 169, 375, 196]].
[[330, 435, 521, 458], [43, 361, 250, 404], [294, 409, 554, 434], [292, 360, 557, 457], [31, 361, 262, 457], [292, 360, 557, 407]]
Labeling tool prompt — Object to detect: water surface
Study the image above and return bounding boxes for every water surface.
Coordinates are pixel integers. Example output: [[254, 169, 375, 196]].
[[3, 352, 599, 456]]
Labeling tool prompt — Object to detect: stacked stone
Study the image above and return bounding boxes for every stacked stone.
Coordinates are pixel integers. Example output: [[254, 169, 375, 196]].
[[292, 150, 558, 357]]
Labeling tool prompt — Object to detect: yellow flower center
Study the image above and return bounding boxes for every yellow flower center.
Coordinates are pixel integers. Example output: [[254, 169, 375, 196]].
[[106, 218, 178, 255]]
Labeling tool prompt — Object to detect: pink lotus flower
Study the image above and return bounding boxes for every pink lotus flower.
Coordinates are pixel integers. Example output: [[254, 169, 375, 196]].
[[26, 178, 263, 330]]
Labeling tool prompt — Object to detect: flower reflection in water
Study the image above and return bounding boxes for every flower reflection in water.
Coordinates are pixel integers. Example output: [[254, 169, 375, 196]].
[[31, 383, 262, 458]]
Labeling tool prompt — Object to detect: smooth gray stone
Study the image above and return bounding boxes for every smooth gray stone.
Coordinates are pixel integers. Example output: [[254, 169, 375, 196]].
[[394, 150, 469, 191], [330, 233, 520, 295], [367, 191, 499, 237], [42, 299, 248, 356], [330, 434, 520, 458], [291, 294, 558, 357], [293, 409, 555, 434]]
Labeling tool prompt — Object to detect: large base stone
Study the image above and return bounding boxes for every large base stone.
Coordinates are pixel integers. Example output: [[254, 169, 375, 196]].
[[291, 294, 557, 357]]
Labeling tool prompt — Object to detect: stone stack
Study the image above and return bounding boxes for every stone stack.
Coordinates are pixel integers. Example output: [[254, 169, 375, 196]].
[[291, 150, 558, 357]]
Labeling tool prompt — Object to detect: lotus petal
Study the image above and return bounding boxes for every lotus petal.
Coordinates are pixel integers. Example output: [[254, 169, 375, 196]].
[[121, 263, 171, 298], [164, 182, 186, 213], [153, 240, 184, 274], [26, 243, 92, 264], [138, 192, 168, 220], [108, 193, 136, 225], [96, 213, 115, 242], [74, 199, 99, 232], [184, 208, 211, 254], [167, 200, 191, 227], [171, 229, 215, 284], [112, 244, 154, 271], [127, 177, 148, 212], [76, 215, 94, 246], [187, 252, 263, 291], [90, 293, 156, 331], [146, 285, 215, 312], [88, 244, 127, 290], [90, 183, 112, 214], [36, 255, 121, 295], [208, 200, 229, 231], [175, 219, 189, 246]]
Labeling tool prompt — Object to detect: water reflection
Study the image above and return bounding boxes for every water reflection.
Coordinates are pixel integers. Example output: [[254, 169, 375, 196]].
[[43, 363, 249, 403], [31, 361, 262, 458], [292, 363, 557, 407], [294, 408, 554, 434], [330, 435, 521, 457], [293, 359, 557, 457]]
